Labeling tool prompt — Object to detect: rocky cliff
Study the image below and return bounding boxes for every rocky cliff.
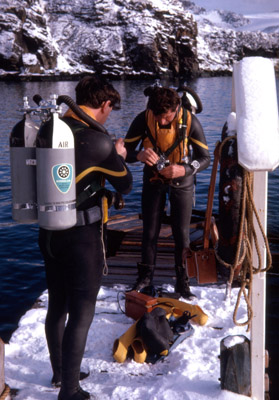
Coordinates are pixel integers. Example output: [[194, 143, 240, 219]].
[[0, 0, 278, 79]]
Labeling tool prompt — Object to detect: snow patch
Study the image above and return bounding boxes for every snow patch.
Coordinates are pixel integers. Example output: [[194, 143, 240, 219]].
[[5, 284, 251, 400]]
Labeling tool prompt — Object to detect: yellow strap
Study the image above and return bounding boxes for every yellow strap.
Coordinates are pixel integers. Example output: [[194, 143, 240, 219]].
[[190, 136, 209, 150], [102, 196, 108, 224], [76, 165, 127, 184], [124, 135, 142, 143]]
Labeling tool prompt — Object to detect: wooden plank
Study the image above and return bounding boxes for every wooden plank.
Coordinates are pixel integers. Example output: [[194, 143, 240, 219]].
[[102, 274, 176, 287], [108, 214, 205, 233], [107, 214, 143, 231], [108, 214, 140, 223]]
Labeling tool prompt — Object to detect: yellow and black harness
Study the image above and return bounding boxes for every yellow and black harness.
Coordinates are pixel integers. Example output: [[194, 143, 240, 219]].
[[143, 107, 192, 165]]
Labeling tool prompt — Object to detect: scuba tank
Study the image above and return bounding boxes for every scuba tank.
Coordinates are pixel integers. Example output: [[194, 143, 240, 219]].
[[10, 92, 123, 230], [9, 97, 39, 223], [217, 113, 244, 280], [36, 95, 76, 230], [177, 83, 203, 115]]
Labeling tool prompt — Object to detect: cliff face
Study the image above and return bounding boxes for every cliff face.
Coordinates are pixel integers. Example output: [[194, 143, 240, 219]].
[[45, 0, 198, 78], [197, 21, 279, 75], [0, 0, 278, 79], [0, 0, 58, 74]]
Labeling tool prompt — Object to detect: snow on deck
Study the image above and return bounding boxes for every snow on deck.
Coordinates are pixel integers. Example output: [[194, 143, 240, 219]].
[[4, 283, 251, 400]]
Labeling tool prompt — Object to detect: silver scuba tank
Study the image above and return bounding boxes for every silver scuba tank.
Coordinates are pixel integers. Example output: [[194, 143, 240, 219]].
[[9, 97, 39, 223], [36, 95, 76, 230]]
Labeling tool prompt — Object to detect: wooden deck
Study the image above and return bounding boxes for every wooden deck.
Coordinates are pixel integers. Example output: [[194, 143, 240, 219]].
[[104, 213, 208, 288], [104, 213, 279, 288]]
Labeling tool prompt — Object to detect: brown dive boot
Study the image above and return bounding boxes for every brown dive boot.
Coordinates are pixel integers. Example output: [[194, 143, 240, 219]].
[[131, 263, 154, 291], [175, 265, 196, 300]]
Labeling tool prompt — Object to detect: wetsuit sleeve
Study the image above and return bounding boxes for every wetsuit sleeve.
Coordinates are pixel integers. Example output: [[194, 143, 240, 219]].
[[124, 111, 146, 163], [184, 114, 211, 176], [75, 130, 133, 198], [95, 134, 133, 195]]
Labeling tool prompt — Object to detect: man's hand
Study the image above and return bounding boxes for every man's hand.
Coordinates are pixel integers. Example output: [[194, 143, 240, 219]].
[[159, 164, 185, 179], [137, 148, 159, 166], [115, 138, 127, 159]]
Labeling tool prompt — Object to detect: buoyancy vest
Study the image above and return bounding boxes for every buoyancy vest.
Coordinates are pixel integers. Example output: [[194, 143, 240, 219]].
[[143, 108, 192, 164]]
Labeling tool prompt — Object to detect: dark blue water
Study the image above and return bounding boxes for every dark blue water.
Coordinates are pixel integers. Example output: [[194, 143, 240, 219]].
[[0, 77, 279, 396]]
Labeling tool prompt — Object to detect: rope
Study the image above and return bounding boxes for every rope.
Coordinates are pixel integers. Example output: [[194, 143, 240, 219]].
[[0, 384, 10, 400], [215, 136, 272, 330], [100, 205, 109, 277], [101, 221, 109, 276]]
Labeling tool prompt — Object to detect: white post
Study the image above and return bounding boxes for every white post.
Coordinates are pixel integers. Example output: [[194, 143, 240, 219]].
[[251, 171, 267, 399], [232, 56, 278, 400]]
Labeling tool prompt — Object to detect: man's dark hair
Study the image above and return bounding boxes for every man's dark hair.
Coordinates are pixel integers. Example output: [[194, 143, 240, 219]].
[[75, 75, 121, 110], [144, 87, 181, 115]]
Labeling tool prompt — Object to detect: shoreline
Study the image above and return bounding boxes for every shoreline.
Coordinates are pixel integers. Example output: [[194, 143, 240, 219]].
[[0, 70, 235, 83]]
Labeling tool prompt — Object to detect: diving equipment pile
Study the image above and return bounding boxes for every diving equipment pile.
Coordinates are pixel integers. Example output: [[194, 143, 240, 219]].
[[113, 291, 208, 364]]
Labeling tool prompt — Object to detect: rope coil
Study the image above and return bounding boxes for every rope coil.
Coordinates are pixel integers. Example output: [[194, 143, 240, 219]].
[[0, 384, 10, 400], [215, 136, 272, 329]]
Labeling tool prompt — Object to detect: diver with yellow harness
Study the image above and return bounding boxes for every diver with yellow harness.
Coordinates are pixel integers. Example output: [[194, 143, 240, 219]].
[[124, 82, 210, 299]]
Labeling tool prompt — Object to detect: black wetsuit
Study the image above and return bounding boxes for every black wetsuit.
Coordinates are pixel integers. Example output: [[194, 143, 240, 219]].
[[38, 117, 132, 398], [125, 110, 210, 267]]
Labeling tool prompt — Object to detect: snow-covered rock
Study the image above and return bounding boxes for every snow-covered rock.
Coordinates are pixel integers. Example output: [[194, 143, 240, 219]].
[[0, 0, 58, 74], [0, 0, 278, 78]]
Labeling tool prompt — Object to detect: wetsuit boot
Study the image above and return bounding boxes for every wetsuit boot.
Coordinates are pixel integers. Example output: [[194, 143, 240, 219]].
[[58, 368, 90, 400], [131, 263, 154, 291], [58, 353, 90, 399], [58, 386, 90, 400], [175, 265, 196, 300]]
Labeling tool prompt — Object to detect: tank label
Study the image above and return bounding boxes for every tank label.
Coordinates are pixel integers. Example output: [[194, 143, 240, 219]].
[[52, 163, 74, 194]]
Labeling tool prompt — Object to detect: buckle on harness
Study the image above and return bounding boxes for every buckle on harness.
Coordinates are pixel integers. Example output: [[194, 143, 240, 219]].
[[84, 184, 96, 198]]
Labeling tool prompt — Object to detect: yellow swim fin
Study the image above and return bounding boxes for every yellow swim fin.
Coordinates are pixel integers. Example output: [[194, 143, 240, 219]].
[[131, 337, 148, 363], [155, 297, 208, 326], [113, 321, 138, 363]]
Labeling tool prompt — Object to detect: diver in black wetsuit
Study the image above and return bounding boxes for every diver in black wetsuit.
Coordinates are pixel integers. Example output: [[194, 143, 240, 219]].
[[38, 76, 132, 400], [124, 85, 210, 299]]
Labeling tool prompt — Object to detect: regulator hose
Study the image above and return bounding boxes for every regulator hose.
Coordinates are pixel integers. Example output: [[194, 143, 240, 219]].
[[177, 85, 203, 114], [57, 95, 108, 134], [33, 94, 108, 135]]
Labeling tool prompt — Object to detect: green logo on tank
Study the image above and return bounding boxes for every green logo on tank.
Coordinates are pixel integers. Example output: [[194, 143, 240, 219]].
[[52, 163, 73, 193]]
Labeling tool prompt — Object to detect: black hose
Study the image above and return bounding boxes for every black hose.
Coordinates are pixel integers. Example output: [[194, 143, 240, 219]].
[[33, 94, 108, 134], [177, 85, 203, 114], [57, 95, 108, 134]]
